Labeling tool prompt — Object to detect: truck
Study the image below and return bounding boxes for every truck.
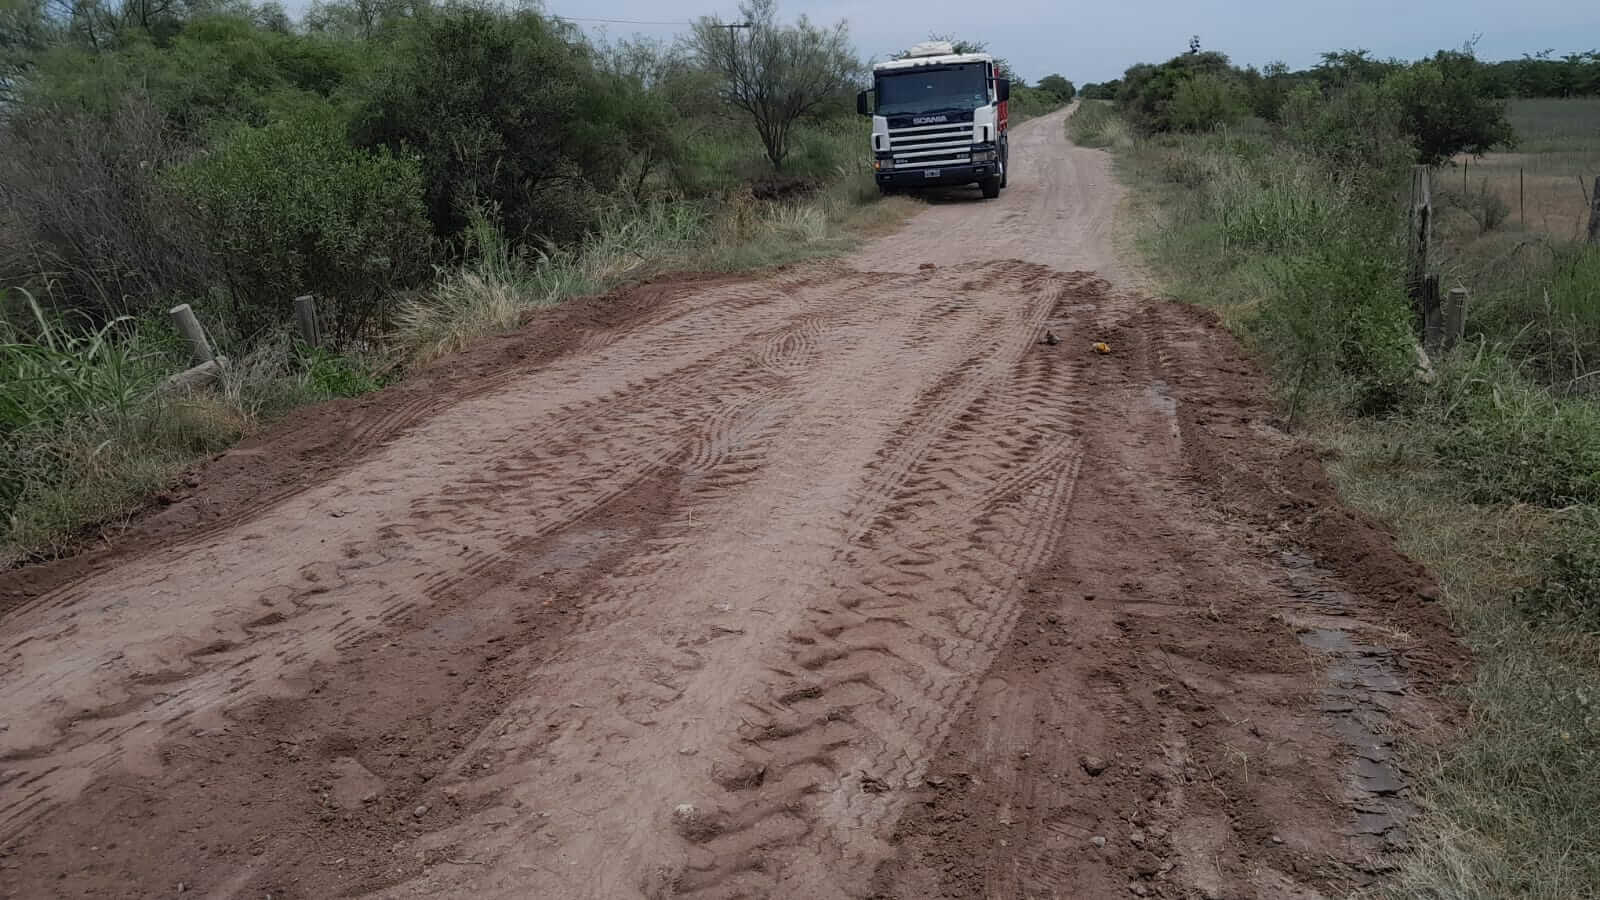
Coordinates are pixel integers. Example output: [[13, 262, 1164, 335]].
[[856, 41, 1012, 199]]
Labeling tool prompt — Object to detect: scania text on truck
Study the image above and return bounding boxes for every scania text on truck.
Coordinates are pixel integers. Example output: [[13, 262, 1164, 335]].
[[855, 41, 1013, 199]]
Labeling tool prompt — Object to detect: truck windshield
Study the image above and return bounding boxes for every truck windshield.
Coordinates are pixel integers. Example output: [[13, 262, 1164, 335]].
[[875, 64, 989, 116]]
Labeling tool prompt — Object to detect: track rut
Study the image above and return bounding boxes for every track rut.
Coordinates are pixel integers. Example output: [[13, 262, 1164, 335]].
[[0, 106, 1458, 900]]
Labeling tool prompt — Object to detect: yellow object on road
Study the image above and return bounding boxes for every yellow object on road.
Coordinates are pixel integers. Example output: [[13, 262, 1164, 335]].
[[1093, 342, 1111, 354]]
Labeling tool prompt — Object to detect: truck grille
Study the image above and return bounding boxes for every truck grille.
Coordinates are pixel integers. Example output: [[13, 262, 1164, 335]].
[[887, 122, 972, 167]]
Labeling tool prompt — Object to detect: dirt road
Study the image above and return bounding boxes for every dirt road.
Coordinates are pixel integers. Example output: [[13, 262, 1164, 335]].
[[0, 108, 1457, 898]]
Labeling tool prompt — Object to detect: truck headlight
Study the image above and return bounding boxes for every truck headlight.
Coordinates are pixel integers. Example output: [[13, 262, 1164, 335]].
[[971, 150, 996, 162], [875, 158, 895, 170]]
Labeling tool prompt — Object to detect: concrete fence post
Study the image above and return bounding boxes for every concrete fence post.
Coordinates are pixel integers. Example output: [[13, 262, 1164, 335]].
[[293, 295, 321, 348], [1444, 287, 1469, 352], [169, 303, 214, 365]]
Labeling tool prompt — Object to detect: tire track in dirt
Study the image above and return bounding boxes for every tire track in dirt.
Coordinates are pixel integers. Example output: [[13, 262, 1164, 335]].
[[665, 277, 1091, 898], [0, 107, 1459, 900], [0, 268, 900, 848]]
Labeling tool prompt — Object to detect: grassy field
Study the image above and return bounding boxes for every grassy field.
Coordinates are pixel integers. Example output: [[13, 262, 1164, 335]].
[[1447, 97, 1600, 240], [1082, 102, 1600, 898]]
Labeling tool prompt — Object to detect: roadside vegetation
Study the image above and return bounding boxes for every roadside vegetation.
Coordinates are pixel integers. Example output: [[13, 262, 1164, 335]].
[[1076, 42, 1600, 898], [0, 0, 1072, 564]]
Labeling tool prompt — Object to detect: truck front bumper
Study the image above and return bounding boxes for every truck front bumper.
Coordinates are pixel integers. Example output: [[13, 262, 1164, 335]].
[[875, 161, 996, 188]]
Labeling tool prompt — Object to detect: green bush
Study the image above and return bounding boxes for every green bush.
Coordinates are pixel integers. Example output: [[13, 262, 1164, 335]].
[[1037, 74, 1075, 103], [1383, 51, 1517, 164], [173, 104, 431, 343], [1168, 72, 1246, 132], [353, 5, 662, 244], [1117, 51, 1240, 134], [1281, 82, 1412, 179], [1255, 238, 1417, 415], [23, 17, 364, 138]]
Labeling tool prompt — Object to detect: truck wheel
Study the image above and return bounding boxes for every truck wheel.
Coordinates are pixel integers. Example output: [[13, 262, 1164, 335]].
[[999, 160, 1008, 188], [980, 176, 1001, 199]]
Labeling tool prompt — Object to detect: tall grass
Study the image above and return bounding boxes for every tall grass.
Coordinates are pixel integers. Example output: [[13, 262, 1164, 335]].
[[1105, 104, 1600, 899], [1067, 100, 1131, 149], [396, 179, 906, 364], [0, 287, 396, 564]]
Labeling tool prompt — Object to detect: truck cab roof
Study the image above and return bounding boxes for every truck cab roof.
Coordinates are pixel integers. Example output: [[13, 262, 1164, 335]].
[[873, 52, 994, 73]]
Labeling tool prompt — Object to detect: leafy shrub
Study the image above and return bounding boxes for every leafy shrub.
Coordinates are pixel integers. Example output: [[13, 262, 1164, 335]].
[[1383, 51, 1517, 164], [1118, 51, 1240, 134], [1281, 82, 1412, 179], [353, 5, 659, 244], [1037, 74, 1075, 103], [173, 103, 431, 343], [1168, 72, 1246, 132], [23, 17, 363, 137], [1255, 238, 1416, 415]]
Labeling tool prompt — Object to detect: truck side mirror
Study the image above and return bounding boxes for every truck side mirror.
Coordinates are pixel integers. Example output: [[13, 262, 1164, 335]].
[[995, 79, 1011, 102], [856, 90, 871, 116]]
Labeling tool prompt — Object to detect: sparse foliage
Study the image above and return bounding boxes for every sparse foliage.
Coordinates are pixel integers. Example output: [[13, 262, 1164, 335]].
[[687, 0, 861, 171]]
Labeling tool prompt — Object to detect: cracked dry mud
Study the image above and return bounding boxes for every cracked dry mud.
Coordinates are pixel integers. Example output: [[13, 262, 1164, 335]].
[[0, 106, 1461, 899]]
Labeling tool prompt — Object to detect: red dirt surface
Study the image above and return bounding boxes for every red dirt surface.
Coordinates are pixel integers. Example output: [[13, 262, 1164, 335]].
[[0, 108, 1461, 899]]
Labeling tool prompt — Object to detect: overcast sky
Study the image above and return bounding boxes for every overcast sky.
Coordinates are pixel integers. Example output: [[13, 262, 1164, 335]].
[[544, 1, 1597, 84]]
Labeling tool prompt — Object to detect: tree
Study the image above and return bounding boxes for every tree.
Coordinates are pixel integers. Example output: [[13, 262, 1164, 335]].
[[1382, 50, 1515, 163], [687, 0, 860, 171], [1116, 50, 1237, 133], [1080, 81, 1117, 100], [1037, 73, 1074, 103], [354, 6, 643, 242]]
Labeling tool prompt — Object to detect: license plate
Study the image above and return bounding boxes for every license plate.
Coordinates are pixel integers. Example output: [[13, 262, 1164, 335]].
[[923, 168, 941, 178]]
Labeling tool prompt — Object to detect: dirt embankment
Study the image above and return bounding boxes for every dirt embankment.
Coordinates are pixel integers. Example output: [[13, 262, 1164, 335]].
[[0, 108, 1459, 900]]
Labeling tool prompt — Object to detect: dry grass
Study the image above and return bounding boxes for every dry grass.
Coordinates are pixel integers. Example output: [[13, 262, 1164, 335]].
[[396, 182, 914, 364], [1445, 98, 1600, 240]]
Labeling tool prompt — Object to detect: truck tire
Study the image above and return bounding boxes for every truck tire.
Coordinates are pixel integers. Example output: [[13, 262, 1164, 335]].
[[980, 176, 1001, 199], [999, 159, 1008, 188]]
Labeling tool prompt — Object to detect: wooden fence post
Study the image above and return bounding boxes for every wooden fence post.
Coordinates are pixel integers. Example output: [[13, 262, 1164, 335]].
[[293, 295, 321, 348], [1408, 166, 1433, 335], [1588, 175, 1600, 245], [1444, 286, 1469, 351], [169, 303, 214, 365]]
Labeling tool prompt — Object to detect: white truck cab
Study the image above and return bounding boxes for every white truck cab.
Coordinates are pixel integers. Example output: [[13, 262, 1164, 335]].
[[856, 41, 1012, 199]]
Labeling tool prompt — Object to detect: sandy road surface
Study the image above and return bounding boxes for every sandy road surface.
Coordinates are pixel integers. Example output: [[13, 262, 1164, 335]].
[[0, 108, 1457, 898]]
